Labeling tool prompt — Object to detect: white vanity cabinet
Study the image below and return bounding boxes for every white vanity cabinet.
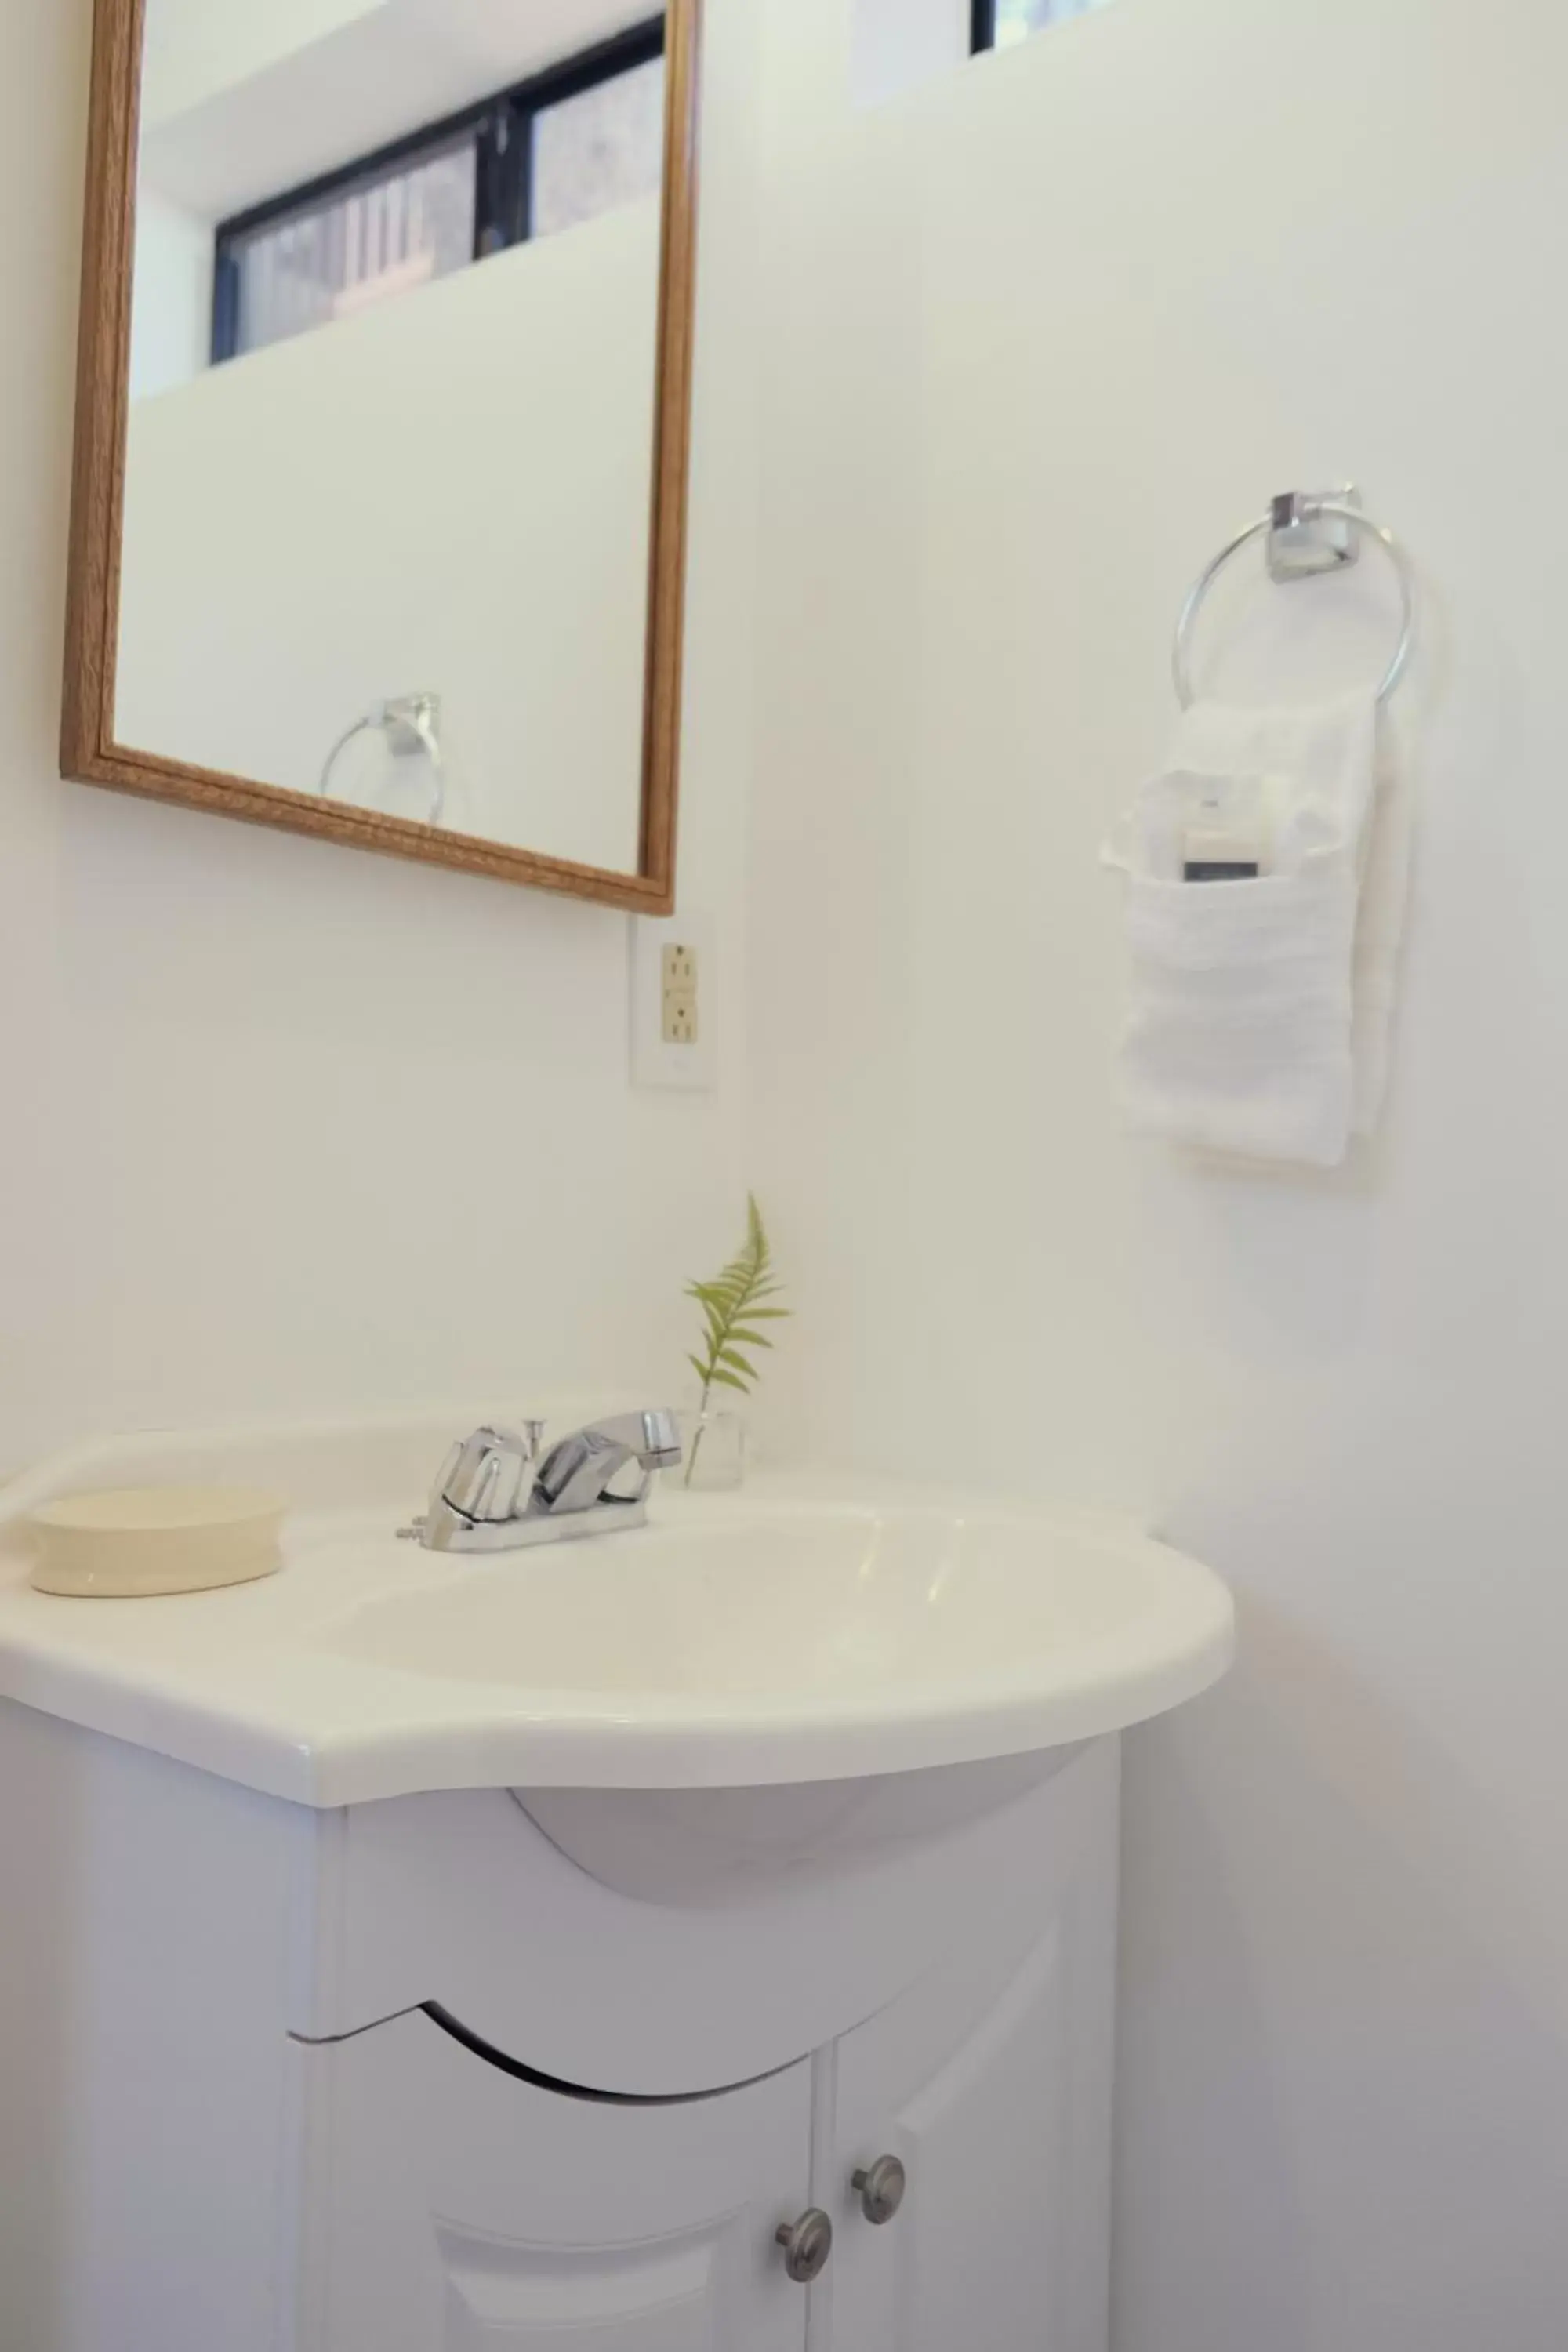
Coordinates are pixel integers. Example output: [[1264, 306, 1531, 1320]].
[[279, 1751, 1116, 2352], [823, 1916, 1098, 2352], [0, 1680, 1122, 2352], [297, 2014, 815, 2350], [0, 1710, 1116, 2352], [296, 1916, 1088, 2352]]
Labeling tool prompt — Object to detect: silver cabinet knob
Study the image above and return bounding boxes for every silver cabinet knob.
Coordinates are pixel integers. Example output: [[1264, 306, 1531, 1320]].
[[851, 2154, 907, 2225], [775, 2208, 833, 2284]]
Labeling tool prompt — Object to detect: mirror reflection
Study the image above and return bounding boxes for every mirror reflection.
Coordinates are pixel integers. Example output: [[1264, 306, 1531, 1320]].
[[119, 0, 673, 872]]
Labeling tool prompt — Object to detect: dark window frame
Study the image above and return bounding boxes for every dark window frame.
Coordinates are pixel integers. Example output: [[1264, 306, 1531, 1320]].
[[210, 14, 665, 365]]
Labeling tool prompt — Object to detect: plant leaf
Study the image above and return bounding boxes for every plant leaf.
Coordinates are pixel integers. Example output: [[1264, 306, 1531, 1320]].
[[686, 1196, 787, 1403]]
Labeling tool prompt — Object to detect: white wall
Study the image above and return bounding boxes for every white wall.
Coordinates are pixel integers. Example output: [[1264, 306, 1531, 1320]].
[[143, 0, 651, 129], [746, 0, 1568, 2345], [118, 197, 659, 869], [0, 0, 760, 1472], [850, 0, 965, 108], [127, 184, 212, 399], [141, 0, 383, 129], [140, 0, 659, 223]]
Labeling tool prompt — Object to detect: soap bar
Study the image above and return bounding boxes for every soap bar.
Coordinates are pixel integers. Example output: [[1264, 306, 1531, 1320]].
[[29, 1486, 285, 1598]]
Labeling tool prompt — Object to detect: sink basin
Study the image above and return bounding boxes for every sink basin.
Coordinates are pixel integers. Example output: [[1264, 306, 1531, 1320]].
[[316, 1495, 1233, 1891], [0, 1414, 1233, 1813], [325, 1497, 1229, 1761]]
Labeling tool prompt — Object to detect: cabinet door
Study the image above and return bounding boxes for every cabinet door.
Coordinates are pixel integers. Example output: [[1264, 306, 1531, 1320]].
[[822, 1927, 1081, 2352], [296, 2009, 813, 2352]]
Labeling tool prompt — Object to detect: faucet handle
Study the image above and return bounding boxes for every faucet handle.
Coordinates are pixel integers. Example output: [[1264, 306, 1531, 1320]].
[[438, 1425, 534, 1525]]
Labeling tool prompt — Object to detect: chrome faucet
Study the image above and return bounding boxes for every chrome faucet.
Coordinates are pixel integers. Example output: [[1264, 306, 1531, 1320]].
[[403, 1410, 682, 1553]]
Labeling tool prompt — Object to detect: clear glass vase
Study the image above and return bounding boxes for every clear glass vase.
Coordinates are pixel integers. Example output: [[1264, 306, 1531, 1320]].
[[677, 1406, 746, 1492]]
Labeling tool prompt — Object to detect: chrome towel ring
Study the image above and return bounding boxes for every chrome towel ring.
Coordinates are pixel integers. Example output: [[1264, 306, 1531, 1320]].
[[1173, 488, 1417, 710]]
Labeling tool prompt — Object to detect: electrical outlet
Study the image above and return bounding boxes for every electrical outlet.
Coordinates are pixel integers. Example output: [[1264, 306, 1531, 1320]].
[[631, 913, 716, 1090], [662, 943, 699, 1045]]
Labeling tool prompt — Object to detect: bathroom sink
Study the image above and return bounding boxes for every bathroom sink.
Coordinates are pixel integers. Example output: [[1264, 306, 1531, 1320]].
[[0, 1413, 1232, 1809], [326, 1496, 1228, 1755]]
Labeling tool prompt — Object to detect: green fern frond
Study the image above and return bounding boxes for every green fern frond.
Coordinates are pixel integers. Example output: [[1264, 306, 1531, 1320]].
[[684, 1195, 791, 1485]]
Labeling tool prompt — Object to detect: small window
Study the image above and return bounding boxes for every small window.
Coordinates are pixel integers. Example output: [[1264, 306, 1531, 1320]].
[[218, 139, 480, 363], [532, 56, 666, 242], [971, 0, 1109, 49], [212, 20, 664, 367]]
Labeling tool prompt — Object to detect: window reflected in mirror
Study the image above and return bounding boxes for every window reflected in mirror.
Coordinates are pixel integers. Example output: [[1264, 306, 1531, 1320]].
[[194, 27, 668, 372], [215, 141, 480, 367]]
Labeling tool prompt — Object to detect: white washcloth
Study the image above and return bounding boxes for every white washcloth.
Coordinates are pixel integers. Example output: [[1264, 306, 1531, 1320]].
[[1105, 695, 1410, 1168]]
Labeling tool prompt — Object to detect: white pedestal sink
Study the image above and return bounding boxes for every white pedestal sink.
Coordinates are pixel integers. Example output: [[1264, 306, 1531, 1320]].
[[0, 1405, 1233, 2352]]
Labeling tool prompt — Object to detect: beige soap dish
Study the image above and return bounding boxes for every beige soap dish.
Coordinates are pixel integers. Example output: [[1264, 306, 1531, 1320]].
[[29, 1486, 286, 1598]]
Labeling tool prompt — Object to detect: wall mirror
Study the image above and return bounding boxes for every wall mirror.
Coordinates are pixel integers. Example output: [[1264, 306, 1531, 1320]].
[[63, 0, 702, 910]]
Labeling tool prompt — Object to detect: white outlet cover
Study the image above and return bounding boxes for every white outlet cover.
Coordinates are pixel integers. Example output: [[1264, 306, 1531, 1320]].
[[630, 910, 717, 1091]]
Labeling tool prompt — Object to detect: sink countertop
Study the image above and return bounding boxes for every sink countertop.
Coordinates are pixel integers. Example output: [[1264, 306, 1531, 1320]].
[[0, 1409, 1235, 1807]]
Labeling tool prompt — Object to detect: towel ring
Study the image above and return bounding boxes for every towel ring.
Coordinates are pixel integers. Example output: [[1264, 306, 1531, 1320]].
[[1173, 494, 1417, 710]]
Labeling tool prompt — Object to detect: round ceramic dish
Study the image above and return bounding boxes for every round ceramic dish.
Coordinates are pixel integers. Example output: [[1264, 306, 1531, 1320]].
[[29, 1486, 285, 1598]]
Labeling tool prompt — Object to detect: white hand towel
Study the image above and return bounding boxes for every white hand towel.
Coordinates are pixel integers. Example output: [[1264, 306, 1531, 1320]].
[[1105, 695, 1408, 1168], [1350, 730, 1415, 1140]]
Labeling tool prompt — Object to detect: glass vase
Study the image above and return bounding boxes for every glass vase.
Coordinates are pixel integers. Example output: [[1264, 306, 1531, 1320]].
[[677, 1406, 746, 1492]]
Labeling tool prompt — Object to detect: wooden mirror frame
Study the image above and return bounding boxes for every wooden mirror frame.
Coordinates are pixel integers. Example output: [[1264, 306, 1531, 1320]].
[[61, 0, 701, 913]]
